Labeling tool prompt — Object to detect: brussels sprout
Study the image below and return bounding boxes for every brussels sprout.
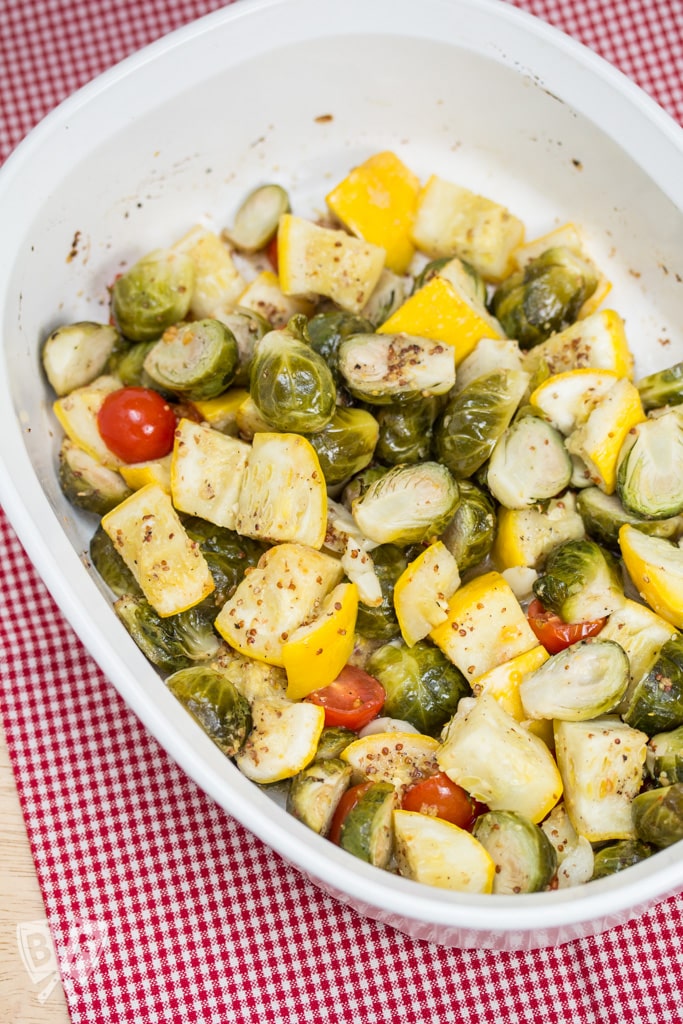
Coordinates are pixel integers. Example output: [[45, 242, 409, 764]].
[[532, 539, 624, 623], [355, 544, 407, 642], [287, 757, 353, 835], [486, 416, 572, 509], [249, 318, 337, 432], [433, 369, 529, 478], [42, 321, 119, 396], [440, 479, 496, 573], [473, 810, 557, 894], [305, 407, 379, 485], [211, 306, 269, 386], [341, 465, 390, 508], [366, 640, 469, 737], [412, 257, 451, 292], [621, 634, 683, 734], [107, 339, 161, 390], [143, 318, 239, 401], [519, 639, 629, 722], [577, 486, 683, 551], [111, 248, 195, 341], [337, 333, 455, 405], [591, 840, 654, 879], [114, 594, 221, 674], [361, 269, 410, 327], [646, 725, 683, 787], [338, 781, 396, 867], [489, 246, 598, 350], [225, 183, 290, 252], [632, 783, 683, 848], [181, 516, 267, 608], [375, 397, 440, 465], [616, 410, 683, 520], [166, 666, 252, 757], [306, 310, 375, 387], [415, 256, 488, 307], [315, 726, 358, 761], [59, 438, 131, 515], [636, 361, 683, 412], [352, 462, 460, 545], [89, 523, 141, 597]]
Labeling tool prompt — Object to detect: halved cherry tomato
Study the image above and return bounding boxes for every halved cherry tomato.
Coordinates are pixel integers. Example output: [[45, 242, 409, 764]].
[[527, 597, 606, 655], [328, 782, 372, 845], [402, 771, 485, 830], [306, 665, 385, 731], [266, 233, 279, 273], [97, 386, 177, 463]]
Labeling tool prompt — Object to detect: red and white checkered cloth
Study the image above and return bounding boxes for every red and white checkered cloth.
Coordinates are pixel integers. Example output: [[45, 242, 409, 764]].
[[1, 2, 683, 1022]]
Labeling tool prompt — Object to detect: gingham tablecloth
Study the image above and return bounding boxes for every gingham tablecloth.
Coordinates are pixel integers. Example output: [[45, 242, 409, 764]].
[[1, 2, 683, 1022]]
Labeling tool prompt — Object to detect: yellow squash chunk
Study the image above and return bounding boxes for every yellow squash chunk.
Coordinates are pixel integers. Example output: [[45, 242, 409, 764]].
[[192, 388, 249, 434], [101, 483, 215, 616], [237, 269, 314, 328], [172, 225, 245, 318], [512, 222, 611, 318], [341, 732, 439, 792], [429, 570, 539, 681], [492, 494, 586, 570], [52, 375, 123, 469], [326, 151, 421, 274], [170, 418, 250, 530], [599, 597, 678, 690], [394, 541, 461, 647], [524, 309, 634, 379], [393, 810, 494, 893], [377, 275, 501, 365], [282, 582, 359, 700], [529, 368, 620, 435], [235, 432, 327, 548], [214, 543, 343, 665], [472, 645, 553, 747], [235, 697, 325, 784], [411, 175, 525, 281], [619, 526, 683, 629], [566, 378, 645, 493], [119, 454, 172, 493], [277, 214, 385, 314]]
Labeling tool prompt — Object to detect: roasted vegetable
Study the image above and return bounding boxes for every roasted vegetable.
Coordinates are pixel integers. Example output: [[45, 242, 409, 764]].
[[392, 541, 460, 646], [473, 810, 557, 894], [114, 594, 221, 674], [143, 318, 239, 401], [111, 248, 195, 341], [166, 666, 251, 756], [618, 526, 683, 630], [636, 361, 683, 412], [621, 634, 683, 734], [287, 757, 353, 835], [211, 307, 269, 386], [532, 539, 624, 623], [646, 725, 683, 786], [305, 407, 379, 485], [351, 462, 459, 546], [486, 416, 572, 509], [440, 480, 496, 572], [89, 523, 141, 597], [306, 310, 375, 389], [519, 639, 629, 722], [42, 321, 119, 396], [393, 810, 494, 893], [354, 544, 407, 642], [315, 727, 358, 761], [59, 438, 131, 515], [616, 410, 683, 519], [181, 515, 267, 608], [107, 339, 160, 390], [577, 486, 683, 551], [375, 397, 440, 465], [225, 183, 290, 252], [235, 696, 326, 784], [338, 782, 397, 867], [338, 332, 455, 405], [341, 731, 439, 792], [591, 840, 654, 879], [631, 783, 683, 848], [540, 803, 594, 888]]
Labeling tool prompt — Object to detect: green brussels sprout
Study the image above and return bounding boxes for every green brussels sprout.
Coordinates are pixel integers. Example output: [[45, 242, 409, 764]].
[[632, 783, 683, 848], [111, 248, 195, 341], [166, 666, 252, 757], [355, 544, 407, 642], [90, 523, 142, 597], [352, 462, 460, 545], [414, 256, 487, 307], [486, 415, 572, 509], [42, 321, 119, 396], [286, 757, 353, 835], [577, 486, 683, 551], [59, 438, 131, 515], [617, 410, 683, 520], [361, 269, 410, 327], [315, 726, 358, 761], [305, 407, 379, 485], [646, 724, 683, 787], [489, 246, 598, 349], [213, 306, 269, 386], [367, 640, 469, 737], [375, 397, 440, 465], [181, 516, 267, 609], [532, 538, 624, 624], [143, 319, 239, 401], [519, 639, 629, 722], [338, 781, 396, 867], [249, 317, 337, 432], [341, 465, 390, 508], [440, 479, 496, 573], [225, 183, 290, 252], [338, 333, 455, 405], [636, 361, 683, 412], [591, 840, 654, 879], [114, 594, 221, 674], [473, 810, 557, 894], [621, 634, 683, 734], [306, 311, 375, 386], [433, 369, 529, 479], [107, 339, 161, 390], [412, 257, 451, 292]]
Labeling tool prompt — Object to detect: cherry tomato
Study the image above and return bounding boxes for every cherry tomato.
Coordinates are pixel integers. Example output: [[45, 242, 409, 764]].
[[402, 771, 485, 830], [306, 665, 385, 731], [527, 597, 606, 655], [97, 386, 177, 463], [328, 782, 372, 845], [266, 233, 279, 273]]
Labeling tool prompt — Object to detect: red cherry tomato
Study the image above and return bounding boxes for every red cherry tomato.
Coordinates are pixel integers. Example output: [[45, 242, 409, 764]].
[[97, 386, 177, 463], [306, 665, 385, 731], [402, 771, 485, 830], [328, 782, 372, 845], [527, 598, 606, 655], [266, 233, 279, 273]]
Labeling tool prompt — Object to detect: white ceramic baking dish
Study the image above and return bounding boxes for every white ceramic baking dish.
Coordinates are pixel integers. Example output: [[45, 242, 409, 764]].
[[1, 0, 682, 949]]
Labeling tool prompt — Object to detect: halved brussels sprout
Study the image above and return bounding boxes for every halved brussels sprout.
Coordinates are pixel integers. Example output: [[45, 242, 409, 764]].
[[315, 726, 358, 761], [287, 757, 353, 835], [111, 248, 195, 341], [433, 369, 529, 478], [621, 634, 683, 734], [114, 594, 221, 674], [143, 318, 239, 401], [646, 725, 683, 786], [59, 438, 131, 515], [339, 781, 396, 868], [211, 306, 269, 386], [181, 515, 267, 609], [89, 523, 141, 597], [577, 486, 683, 551], [249, 318, 337, 432], [440, 479, 496, 573], [338, 332, 455, 405], [305, 407, 379, 485], [166, 666, 252, 757], [366, 640, 469, 737], [472, 810, 557, 894], [617, 410, 683, 520], [636, 361, 683, 412], [486, 415, 572, 509], [352, 462, 460, 545], [632, 783, 683, 848], [42, 321, 119, 396], [375, 397, 440, 465], [306, 310, 375, 387], [355, 544, 407, 642], [489, 246, 598, 350], [591, 840, 654, 880], [362, 269, 411, 327], [225, 183, 290, 252], [519, 639, 629, 722], [532, 538, 624, 623]]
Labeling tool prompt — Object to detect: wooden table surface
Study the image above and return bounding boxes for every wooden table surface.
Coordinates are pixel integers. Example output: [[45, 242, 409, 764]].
[[0, 720, 69, 1023]]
